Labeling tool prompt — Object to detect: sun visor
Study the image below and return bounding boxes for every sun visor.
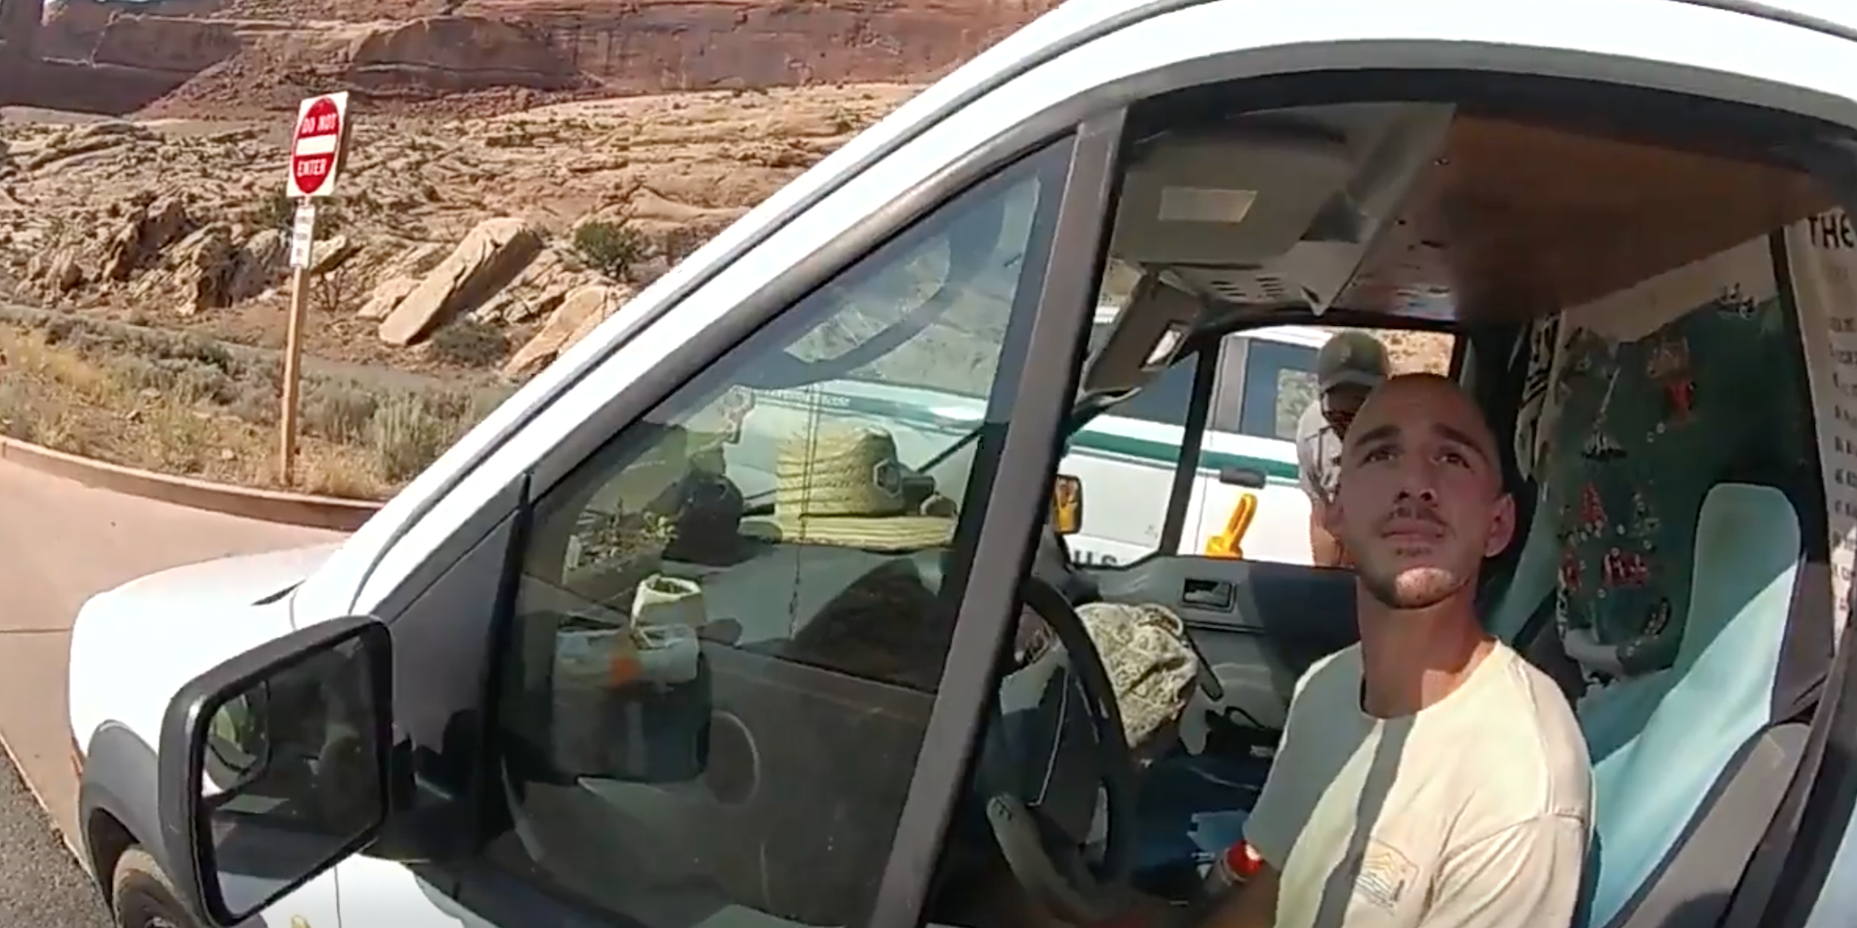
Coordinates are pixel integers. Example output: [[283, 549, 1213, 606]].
[[1117, 103, 1455, 314], [1081, 277, 1203, 397]]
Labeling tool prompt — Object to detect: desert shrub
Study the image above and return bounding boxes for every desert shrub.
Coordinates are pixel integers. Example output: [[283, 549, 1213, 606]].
[[659, 225, 714, 264], [365, 390, 469, 482], [426, 318, 509, 367], [250, 191, 295, 232], [301, 381, 378, 444], [249, 191, 345, 236], [573, 219, 648, 280]]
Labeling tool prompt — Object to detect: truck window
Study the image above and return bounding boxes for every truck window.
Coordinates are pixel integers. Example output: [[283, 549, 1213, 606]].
[[1235, 338, 1320, 441], [473, 138, 1074, 928], [1107, 356, 1196, 429]]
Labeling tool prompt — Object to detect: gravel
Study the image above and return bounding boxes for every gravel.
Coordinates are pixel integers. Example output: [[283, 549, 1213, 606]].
[[0, 751, 112, 927]]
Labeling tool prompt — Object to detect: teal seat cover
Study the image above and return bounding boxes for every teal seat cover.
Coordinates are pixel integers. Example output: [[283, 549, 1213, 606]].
[[1576, 483, 1799, 927]]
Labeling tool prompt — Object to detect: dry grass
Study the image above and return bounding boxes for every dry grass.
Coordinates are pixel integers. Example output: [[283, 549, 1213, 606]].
[[0, 309, 1459, 502], [0, 317, 509, 499]]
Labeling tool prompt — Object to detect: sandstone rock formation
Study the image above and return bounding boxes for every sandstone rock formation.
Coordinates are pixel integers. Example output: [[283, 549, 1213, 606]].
[[0, 0, 42, 61], [21, 0, 1059, 117], [379, 216, 544, 346], [0, 83, 921, 383], [502, 281, 626, 380]]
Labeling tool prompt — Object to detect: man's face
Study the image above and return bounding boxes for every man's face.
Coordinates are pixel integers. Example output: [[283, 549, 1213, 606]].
[[1321, 384, 1372, 434], [1326, 375, 1515, 610]]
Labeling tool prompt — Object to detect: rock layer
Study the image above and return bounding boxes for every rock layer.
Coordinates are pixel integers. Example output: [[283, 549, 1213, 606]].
[[18, 0, 1059, 116]]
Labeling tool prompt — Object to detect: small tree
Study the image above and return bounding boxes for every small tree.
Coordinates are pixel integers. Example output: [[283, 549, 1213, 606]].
[[573, 219, 648, 281]]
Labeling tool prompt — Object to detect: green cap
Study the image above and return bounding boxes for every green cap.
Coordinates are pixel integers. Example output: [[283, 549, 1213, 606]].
[[1316, 330, 1391, 392]]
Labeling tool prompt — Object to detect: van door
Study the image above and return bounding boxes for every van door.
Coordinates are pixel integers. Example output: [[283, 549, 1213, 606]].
[[325, 128, 1118, 928]]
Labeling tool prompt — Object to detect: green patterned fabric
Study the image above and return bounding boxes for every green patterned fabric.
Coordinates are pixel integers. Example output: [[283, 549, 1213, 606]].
[[1540, 292, 1800, 681]]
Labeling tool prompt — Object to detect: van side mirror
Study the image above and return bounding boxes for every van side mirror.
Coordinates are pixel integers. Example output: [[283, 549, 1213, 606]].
[[1052, 474, 1084, 535], [158, 616, 394, 928]]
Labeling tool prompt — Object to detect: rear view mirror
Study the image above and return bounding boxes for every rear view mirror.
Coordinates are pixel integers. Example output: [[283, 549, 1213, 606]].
[[1217, 466, 1267, 490], [1052, 474, 1084, 535], [158, 616, 393, 928]]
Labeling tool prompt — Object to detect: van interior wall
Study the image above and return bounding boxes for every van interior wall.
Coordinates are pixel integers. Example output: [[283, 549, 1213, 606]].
[[1782, 208, 1857, 642]]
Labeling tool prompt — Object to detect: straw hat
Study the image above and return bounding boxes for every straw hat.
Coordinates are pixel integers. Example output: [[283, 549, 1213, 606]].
[[743, 423, 957, 551]]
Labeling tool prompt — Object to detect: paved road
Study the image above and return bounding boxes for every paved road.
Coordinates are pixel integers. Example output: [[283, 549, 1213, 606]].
[[0, 457, 343, 924], [0, 751, 109, 927]]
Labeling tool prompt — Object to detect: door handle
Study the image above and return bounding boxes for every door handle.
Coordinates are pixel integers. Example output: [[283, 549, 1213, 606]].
[[1182, 578, 1235, 611]]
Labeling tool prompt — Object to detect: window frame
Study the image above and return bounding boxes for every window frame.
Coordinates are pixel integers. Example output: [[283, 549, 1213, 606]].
[[372, 120, 1123, 928]]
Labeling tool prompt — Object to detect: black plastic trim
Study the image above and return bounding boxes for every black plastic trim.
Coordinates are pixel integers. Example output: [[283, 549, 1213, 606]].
[[75, 722, 165, 896], [1157, 347, 1219, 554], [367, 478, 530, 626], [155, 616, 395, 927], [866, 109, 1127, 928]]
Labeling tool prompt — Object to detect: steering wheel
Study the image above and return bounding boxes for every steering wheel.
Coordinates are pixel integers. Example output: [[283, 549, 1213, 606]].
[[976, 575, 1141, 925]]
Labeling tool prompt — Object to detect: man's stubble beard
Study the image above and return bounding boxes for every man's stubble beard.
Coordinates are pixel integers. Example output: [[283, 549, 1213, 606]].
[[1355, 552, 1472, 611]]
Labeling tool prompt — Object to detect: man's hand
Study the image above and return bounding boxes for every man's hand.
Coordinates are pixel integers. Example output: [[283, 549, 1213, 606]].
[[1199, 862, 1279, 928]]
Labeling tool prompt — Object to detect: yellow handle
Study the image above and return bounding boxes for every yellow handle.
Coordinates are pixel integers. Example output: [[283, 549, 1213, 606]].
[[1204, 492, 1259, 559]]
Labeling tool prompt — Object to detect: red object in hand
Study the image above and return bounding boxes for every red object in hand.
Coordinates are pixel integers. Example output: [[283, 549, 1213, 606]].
[[1224, 840, 1264, 881]]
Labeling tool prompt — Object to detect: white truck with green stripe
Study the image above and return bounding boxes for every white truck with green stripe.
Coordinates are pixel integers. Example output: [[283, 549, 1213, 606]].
[[734, 322, 1327, 567], [1047, 322, 1325, 567]]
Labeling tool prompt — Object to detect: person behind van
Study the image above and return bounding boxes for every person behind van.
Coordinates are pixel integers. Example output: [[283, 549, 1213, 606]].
[[1296, 331, 1392, 567]]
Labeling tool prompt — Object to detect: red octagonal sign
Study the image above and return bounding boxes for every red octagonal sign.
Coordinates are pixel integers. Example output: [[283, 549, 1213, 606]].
[[290, 95, 344, 198]]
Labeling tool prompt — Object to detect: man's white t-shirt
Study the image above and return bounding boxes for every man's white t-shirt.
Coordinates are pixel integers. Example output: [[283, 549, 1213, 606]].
[[1243, 642, 1593, 928]]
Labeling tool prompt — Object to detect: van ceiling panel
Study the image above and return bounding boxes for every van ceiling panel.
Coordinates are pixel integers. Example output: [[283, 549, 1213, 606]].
[[1334, 116, 1829, 323], [1114, 112, 1829, 327], [1113, 103, 1453, 315]]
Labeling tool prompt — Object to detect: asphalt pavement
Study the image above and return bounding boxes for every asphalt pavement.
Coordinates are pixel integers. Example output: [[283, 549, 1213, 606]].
[[0, 750, 111, 927]]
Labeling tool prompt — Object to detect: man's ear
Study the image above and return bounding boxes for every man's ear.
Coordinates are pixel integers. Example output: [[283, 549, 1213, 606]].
[[1321, 492, 1344, 538], [1485, 492, 1518, 557]]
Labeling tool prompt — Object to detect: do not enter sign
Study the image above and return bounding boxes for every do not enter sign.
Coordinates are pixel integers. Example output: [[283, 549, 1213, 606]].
[[287, 92, 351, 199]]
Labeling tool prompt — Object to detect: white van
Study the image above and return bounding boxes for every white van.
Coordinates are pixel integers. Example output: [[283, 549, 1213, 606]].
[[57, 5, 1857, 928]]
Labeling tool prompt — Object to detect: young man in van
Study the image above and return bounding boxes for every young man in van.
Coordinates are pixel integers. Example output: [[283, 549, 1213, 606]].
[[1209, 373, 1592, 928], [1296, 331, 1393, 567]]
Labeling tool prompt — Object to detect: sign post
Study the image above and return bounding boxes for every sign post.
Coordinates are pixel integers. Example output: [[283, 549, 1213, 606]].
[[279, 91, 351, 486]]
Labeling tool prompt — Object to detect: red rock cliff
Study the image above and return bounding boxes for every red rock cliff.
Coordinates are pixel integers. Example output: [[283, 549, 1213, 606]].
[[23, 0, 1059, 116], [0, 0, 44, 60], [466, 0, 1062, 92]]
